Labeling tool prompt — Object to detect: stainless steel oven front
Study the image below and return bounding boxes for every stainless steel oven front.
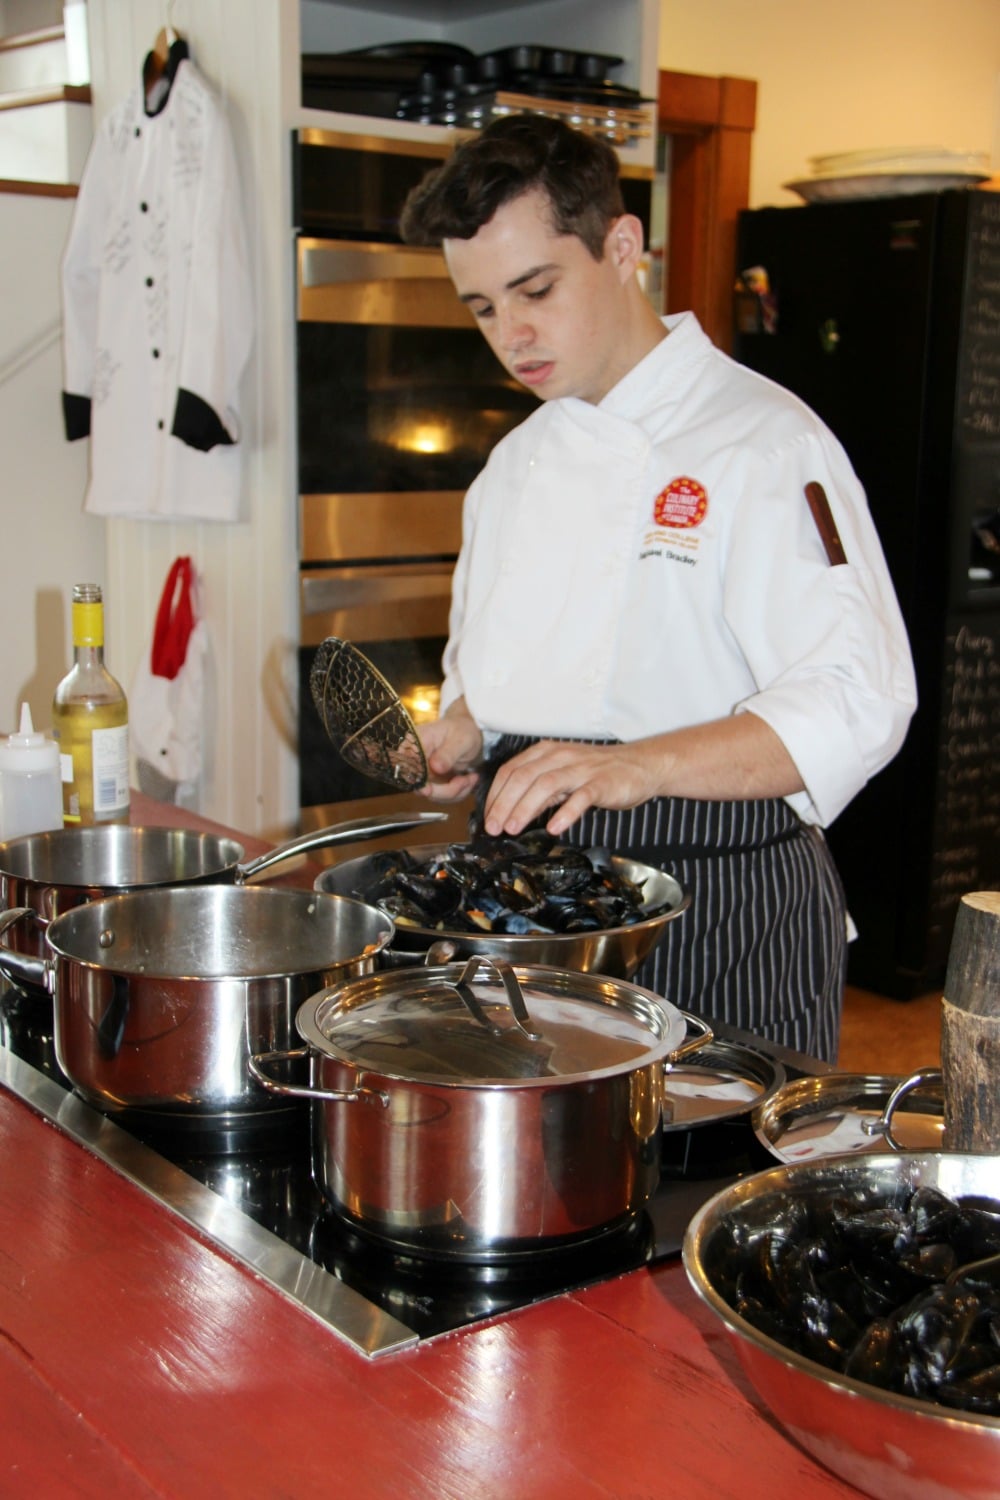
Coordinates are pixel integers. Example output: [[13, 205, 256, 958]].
[[294, 130, 538, 851]]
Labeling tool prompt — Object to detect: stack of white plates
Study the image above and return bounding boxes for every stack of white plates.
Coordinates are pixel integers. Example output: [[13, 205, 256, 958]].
[[784, 146, 991, 203]]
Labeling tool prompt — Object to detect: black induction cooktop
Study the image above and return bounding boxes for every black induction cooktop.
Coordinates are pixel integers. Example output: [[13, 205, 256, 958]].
[[0, 983, 804, 1356]]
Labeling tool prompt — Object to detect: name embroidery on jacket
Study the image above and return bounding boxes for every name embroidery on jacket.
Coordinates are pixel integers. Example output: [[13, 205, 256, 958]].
[[639, 476, 708, 565]]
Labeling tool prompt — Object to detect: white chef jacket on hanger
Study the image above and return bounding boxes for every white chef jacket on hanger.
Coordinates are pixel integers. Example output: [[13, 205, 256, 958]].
[[60, 45, 253, 522], [442, 312, 917, 829]]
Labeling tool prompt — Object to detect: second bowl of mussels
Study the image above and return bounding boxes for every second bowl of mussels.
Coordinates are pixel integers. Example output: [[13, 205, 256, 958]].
[[683, 1152, 1000, 1500]]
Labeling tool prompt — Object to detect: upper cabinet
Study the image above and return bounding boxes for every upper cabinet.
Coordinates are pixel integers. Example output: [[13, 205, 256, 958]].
[[297, 0, 660, 171]]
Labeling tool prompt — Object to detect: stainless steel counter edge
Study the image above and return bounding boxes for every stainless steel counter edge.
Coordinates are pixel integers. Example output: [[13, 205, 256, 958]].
[[0, 1047, 419, 1360]]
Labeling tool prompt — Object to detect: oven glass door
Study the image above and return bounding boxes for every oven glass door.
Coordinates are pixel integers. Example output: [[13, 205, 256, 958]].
[[299, 561, 474, 851], [296, 237, 537, 496]]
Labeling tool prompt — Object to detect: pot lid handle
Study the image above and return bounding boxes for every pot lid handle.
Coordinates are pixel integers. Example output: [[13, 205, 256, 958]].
[[452, 955, 543, 1043]]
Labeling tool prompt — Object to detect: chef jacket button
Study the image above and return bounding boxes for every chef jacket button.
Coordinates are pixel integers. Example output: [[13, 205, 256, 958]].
[[140, 201, 148, 212], [134, 126, 141, 137], [157, 420, 164, 430], [145, 277, 153, 287], [152, 348, 160, 358]]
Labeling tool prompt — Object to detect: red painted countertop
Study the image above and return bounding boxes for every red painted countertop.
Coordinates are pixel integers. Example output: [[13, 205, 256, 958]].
[[0, 795, 864, 1498]]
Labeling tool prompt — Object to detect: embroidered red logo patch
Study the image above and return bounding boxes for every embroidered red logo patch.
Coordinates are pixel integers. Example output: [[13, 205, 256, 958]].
[[653, 476, 708, 529]]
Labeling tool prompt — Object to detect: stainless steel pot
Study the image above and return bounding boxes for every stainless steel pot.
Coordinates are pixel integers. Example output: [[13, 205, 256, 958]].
[[0, 885, 395, 1125], [0, 810, 445, 956], [250, 956, 711, 1257], [315, 843, 689, 979]]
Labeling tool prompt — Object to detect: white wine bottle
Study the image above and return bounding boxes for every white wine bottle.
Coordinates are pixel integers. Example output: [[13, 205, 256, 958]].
[[53, 583, 130, 825]]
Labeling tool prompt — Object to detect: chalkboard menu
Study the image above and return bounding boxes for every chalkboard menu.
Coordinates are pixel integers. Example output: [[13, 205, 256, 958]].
[[956, 193, 1000, 443], [928, 611, 1000, 958]]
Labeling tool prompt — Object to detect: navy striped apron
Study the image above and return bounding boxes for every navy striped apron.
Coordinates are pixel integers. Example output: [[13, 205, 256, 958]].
[[483, 734, 847, 1063]]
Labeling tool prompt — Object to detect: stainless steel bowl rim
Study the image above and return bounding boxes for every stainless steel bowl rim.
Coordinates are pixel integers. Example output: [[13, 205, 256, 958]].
[[295, 959, 691, 1086], [314, 842, 688, 943], [683, 1149, 1000, 1433]]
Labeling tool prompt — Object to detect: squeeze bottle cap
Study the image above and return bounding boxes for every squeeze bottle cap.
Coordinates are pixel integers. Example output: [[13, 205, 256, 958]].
[[1, 704, 61, 772]]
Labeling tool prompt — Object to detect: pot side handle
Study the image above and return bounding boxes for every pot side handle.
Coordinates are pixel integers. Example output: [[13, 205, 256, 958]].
[[237, 810, 448, 882], [248, 1048, 390, 1108], [0, 909, 52, 992], [861, 1067, 944, 1152], [666, 1013, 714, 1064]]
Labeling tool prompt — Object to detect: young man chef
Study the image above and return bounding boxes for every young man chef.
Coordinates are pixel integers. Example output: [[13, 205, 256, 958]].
[[398, 115, 916, 1062]]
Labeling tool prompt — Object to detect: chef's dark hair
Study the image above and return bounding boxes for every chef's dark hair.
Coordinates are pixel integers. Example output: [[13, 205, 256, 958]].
[[398, 115, 625, 261]]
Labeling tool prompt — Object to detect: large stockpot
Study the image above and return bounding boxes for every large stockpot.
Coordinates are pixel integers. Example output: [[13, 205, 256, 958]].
[[249, 956, 712, 1257], [315, 843, 690, 979], [0, 810, 445, 956], [0, 884, 395, 1127]]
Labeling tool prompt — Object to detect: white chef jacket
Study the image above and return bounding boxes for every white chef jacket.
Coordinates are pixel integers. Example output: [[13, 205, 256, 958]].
[[442, 312, 917, 829], [60, 47, 253, 521]]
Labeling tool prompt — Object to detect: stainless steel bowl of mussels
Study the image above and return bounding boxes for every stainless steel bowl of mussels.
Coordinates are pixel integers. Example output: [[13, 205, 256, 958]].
[[683, 1153, 1000, 1500], [314, 830, 689, 979]]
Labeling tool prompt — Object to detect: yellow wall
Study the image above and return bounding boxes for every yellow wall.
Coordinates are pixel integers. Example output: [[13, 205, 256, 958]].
[[659, 0, 1000, 206]]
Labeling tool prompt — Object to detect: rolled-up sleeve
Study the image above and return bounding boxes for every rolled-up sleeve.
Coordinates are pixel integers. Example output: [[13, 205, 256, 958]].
[[729, 431, 917, 827]]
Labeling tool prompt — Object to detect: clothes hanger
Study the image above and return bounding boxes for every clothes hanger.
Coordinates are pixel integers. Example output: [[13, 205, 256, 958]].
[[150, 1, 182, 77], [145, 1, 185, 107]]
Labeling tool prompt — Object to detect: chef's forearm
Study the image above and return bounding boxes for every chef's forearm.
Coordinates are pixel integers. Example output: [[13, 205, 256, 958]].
[[484, 713, 807, 838], [640, 711, 806, 802]]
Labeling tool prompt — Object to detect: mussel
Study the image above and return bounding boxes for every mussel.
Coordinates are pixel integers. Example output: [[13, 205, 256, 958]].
[[347, 828, 663, 936], [715, 1181, 1000, 1415]]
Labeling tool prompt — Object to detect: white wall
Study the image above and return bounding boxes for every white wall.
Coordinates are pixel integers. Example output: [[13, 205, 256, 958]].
[[0, 192, 105, 737], [83, 0, 301, 841], [0, 0, 62, 30], [659, 0, 1000, 206]]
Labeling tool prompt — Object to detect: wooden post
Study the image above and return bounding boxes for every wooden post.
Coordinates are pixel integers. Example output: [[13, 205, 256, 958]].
[[941, 892, 1000, 1151]]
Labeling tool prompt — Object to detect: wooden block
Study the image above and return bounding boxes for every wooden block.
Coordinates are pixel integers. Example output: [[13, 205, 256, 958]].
[[941, 891, 1000, 1151]]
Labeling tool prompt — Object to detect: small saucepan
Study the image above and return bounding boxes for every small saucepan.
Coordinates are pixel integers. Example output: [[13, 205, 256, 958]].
[[0, 811, 446, 955], [0, 884, 396, 1130]]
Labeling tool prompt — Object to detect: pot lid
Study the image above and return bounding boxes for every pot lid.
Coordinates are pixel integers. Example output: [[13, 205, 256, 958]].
[[753, 1071, 944, 1164], [297, 957, 685, 1084]]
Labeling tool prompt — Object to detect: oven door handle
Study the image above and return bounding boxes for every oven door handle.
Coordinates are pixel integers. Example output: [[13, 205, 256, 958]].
[[299, 239, 452, 289], [301, 570, 454, 615]]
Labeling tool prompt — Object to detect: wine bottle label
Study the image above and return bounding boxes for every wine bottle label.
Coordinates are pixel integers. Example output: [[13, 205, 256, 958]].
[[91, 725, 129, 817]]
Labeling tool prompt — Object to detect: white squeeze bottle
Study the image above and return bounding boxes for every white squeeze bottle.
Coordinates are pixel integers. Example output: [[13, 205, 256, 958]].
[[0, 703, 64, 841]]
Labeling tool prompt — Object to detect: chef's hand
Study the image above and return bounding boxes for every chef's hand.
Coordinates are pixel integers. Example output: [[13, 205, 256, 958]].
[[417, 700, 483, 803], [483, 740, 659, 836], [482, 719, 806, 835]]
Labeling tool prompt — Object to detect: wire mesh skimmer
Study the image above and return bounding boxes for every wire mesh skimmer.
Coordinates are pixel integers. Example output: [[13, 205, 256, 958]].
[[310, 637, 429, 790]]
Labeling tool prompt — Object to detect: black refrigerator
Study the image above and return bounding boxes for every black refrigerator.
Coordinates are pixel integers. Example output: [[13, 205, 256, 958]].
[[734, 188, 1000, 999]]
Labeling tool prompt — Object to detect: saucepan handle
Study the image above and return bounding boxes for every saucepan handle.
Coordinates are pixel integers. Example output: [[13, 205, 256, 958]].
[[237, 810, 447, 882], [248, 1047, 390, 1107], [0, 908, 53, 992]]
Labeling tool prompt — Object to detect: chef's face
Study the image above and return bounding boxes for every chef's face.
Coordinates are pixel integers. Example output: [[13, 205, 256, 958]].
[[443, 188, 640, 405]]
